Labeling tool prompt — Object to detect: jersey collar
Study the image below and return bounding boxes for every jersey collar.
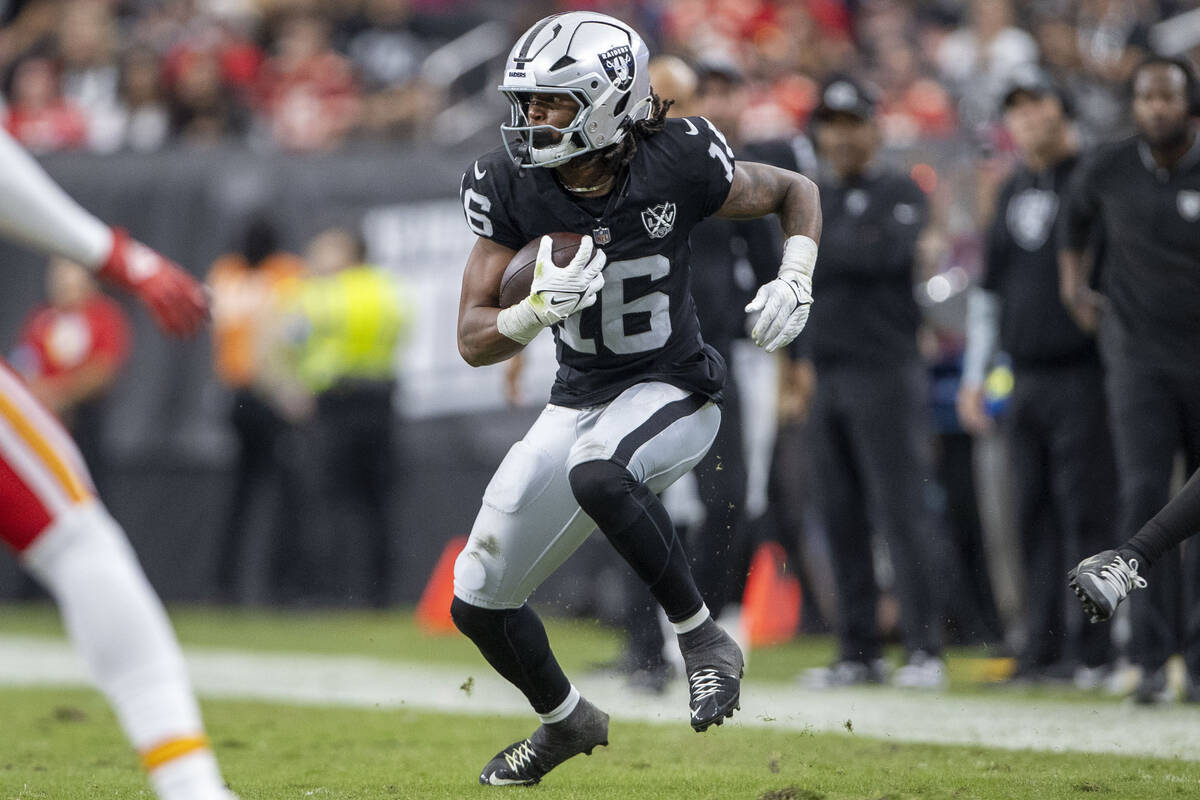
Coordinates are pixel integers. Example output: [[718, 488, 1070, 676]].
[[1137, 133, 1200, 182]]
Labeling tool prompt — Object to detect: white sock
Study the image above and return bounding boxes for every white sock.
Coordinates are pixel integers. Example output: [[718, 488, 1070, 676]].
[[671, 604, 710, 635], [150, 750, 228, 800], [23, 502, 227, 799], [538, 685, 580, 724]]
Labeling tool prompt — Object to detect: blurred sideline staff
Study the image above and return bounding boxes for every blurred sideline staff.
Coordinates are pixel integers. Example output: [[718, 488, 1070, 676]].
[[207, 216, 309, 604], [13, 257, 131, 490], [1059, 56, 1200, 703], [959, 66, 1117, 684], [282, 227, 412, 608], [795, 76, 946, 690]]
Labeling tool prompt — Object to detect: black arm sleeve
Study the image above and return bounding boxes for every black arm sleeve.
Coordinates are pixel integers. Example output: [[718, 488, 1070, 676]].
[[1122, 467, 1200, 570], [1058, 154, 1101, 253]]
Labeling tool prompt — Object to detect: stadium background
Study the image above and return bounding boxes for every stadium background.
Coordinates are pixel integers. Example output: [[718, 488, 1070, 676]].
[[0, 0, 1189, 615]]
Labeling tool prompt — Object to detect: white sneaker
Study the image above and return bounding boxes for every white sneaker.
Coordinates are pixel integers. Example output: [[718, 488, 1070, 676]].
[[800, 658, 888, 689], [892, 650, 947, 690]]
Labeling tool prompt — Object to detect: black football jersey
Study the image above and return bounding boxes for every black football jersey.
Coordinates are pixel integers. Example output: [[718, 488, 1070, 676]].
[[460, 116, 736, 407]]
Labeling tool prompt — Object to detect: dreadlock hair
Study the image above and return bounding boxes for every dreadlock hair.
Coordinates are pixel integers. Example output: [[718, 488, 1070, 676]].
[[577, 90, 674, 175]]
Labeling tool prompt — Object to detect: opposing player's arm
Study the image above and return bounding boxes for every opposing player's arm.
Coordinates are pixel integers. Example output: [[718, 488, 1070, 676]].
[[0, 129, 207, 337], [457, 236, 525, 367], [715, 161, 822, 242]]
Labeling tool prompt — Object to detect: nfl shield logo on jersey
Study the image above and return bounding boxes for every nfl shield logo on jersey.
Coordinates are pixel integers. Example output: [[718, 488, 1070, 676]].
[[1177, 190, 1200, 221], [600, 46, 635, 92], [641, 202, 676, 239]]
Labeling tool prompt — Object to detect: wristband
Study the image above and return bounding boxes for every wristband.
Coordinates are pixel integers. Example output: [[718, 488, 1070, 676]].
[[779, 235, 818, 300], [496, 298, 543, 345]]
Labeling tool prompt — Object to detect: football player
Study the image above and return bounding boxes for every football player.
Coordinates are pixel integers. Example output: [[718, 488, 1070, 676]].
[[454, 12, 820, 786], [0, 127, 234, 800], [1071, 465, 1200, 624]]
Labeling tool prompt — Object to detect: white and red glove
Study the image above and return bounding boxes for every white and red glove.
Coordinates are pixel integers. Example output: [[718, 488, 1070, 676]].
[[96, 227, 208, 337]]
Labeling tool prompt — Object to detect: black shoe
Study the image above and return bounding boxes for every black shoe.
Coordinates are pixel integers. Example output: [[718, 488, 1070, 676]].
[[1069, 550, 1147, 623], [678, 619, 744, 732], [478, 697, 609, 786]]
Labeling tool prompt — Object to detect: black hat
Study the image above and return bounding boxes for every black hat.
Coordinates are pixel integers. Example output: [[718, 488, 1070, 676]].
[[812, 77, 877, 122], [1000, 64, 1067, 113]]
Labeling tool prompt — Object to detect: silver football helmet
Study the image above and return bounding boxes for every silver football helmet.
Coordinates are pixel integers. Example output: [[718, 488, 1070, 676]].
[[499, 12, 652, 168]]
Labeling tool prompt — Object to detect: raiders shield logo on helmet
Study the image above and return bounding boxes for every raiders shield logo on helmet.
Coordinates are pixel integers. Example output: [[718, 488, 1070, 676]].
[[600, 45, 635, 92], [1178, 190, 1200, 222], [641, 202, 676, 239]]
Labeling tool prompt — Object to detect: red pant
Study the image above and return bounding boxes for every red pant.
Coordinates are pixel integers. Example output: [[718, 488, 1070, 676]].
[[0, 359, 94, 551]]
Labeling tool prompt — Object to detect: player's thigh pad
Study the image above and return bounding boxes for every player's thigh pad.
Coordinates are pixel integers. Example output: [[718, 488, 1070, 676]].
[[568, 381, 721, 492], [0, 361, 94, 551], [454, 404, 597, 609]]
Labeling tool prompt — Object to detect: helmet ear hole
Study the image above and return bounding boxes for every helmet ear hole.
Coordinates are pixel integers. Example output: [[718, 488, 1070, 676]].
[[612, 93, 629, 117], [590, 80, 599, 89]]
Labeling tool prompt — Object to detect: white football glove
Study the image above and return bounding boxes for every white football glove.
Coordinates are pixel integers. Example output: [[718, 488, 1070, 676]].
[[497, 235, 606, 345], [528, 234, 606, 325], [745, 235, 817, 353]]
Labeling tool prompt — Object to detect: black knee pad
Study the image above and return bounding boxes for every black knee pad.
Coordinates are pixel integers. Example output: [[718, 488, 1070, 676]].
[[569, 459, 646, 531], [450, 595, 506, 639]]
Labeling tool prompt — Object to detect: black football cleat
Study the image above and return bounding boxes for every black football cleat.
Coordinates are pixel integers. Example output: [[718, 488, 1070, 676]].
[[1069, 550, 1148, 623], [478, 697, 609, 786], [678, 619, 744, 732]]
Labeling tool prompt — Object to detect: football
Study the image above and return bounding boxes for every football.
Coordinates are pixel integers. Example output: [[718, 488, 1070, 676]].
[[497, 232, 585, 308]]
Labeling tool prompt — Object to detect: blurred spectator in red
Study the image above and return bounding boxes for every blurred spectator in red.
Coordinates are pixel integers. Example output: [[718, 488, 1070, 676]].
[[57, 0, 123, 152], [871, 33, 956, 145], [255, 12, 360, 150], [350, 0, 440, 139], [936, 0, 1038, 129], [159, 13, 264, 95], [169, 47, 250, 143], [4, 55, 89, 152], [11, 257, 131, 487], [115, 45, 170, 152]]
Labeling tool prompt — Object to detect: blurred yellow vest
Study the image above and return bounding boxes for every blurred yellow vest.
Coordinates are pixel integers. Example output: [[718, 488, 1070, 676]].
[[291, 265, 410, 393]]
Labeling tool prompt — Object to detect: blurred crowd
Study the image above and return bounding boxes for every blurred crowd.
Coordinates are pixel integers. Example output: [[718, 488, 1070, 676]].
[[0, 0, 1190, 153], [0, 0, 483, 152]]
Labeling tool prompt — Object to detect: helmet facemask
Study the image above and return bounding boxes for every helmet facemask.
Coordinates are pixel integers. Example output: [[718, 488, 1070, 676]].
[[501, 88, 595, 168]]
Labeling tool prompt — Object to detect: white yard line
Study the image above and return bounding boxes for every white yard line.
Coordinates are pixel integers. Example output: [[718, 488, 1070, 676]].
[[1, 635, 1197, 761]]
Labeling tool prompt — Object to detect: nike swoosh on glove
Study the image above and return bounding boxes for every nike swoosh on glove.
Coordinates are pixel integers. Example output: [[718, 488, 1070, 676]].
[[527, 234, 606, 327], [745, 275, 811, 353], [97, 227, 208, 337]]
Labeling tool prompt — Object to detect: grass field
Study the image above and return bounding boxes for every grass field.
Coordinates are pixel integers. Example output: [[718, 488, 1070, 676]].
[[1, 603, 1197, 800]]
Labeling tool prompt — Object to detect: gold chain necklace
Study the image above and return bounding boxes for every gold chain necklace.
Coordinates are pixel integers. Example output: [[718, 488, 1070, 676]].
[[562, 175, 615, 194]]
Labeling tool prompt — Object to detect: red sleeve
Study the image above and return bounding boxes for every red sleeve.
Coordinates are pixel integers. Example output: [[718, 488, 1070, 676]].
[[87, 297, 132, 369]]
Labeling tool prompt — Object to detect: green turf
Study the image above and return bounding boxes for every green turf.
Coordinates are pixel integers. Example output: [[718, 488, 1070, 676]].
[[0, 602, 1121, 707], [0, 687, 1196, 800]]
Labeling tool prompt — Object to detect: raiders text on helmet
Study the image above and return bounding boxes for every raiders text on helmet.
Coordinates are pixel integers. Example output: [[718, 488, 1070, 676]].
[[499, 12, 652, 168]]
